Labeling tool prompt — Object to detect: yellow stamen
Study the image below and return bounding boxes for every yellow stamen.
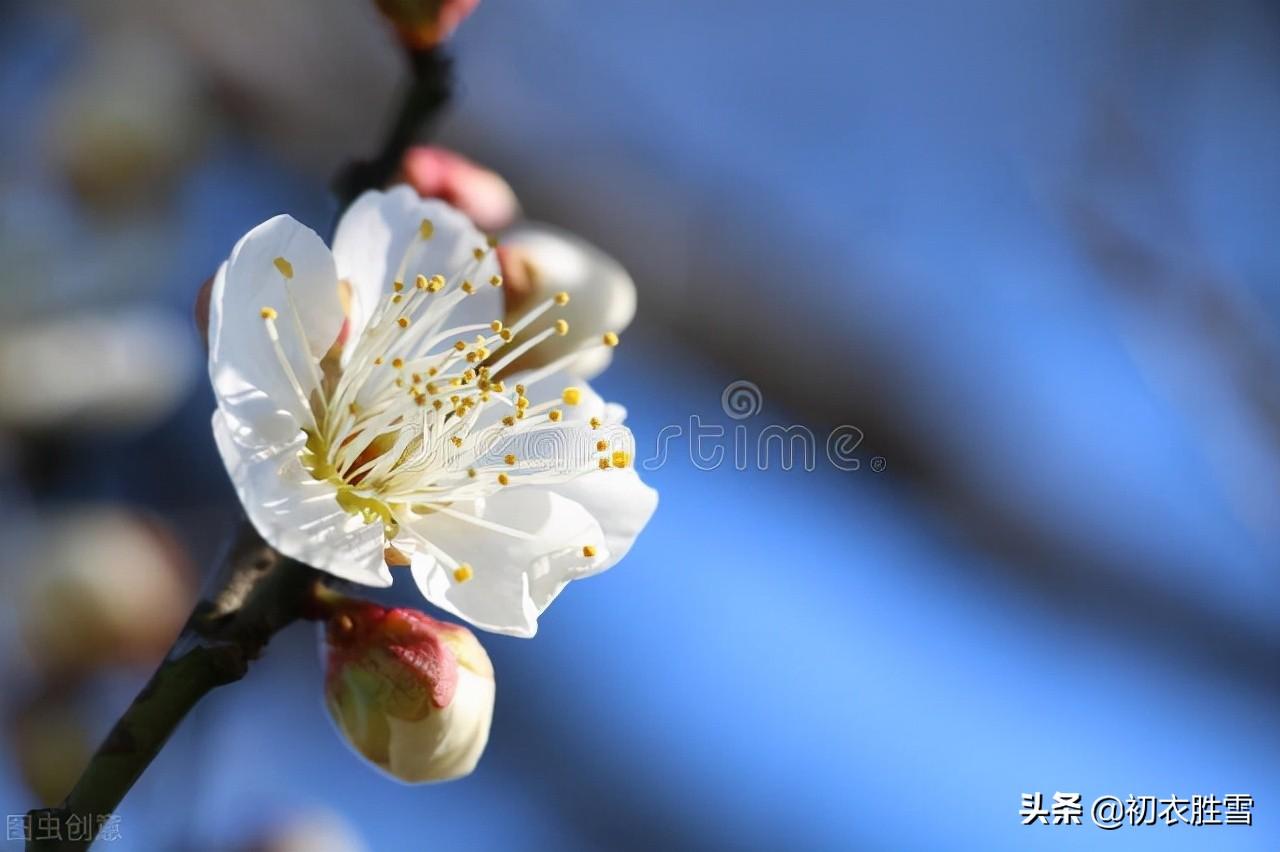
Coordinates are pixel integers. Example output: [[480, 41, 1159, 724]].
[[259, 306, 278, 320], [453, 564, 473, 583], [603, 331, 619, 347], [582, 545, 597, 558], [272, 257, 293, 279], [562, 387, 582, 405]]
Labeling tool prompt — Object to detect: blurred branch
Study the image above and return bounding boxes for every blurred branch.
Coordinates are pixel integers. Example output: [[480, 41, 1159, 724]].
[[25, 523, 320, 852], [332, 47, 453, 209]]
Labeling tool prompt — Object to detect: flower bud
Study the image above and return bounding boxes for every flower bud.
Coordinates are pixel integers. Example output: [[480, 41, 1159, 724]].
[[401, 147, 520, 232], [500, 223, 637, 379], [324, 603, 494, 783], [20, 508, 194, 675], [374, 0, 481, 49]]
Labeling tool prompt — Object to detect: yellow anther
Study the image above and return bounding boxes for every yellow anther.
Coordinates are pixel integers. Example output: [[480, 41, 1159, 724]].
[[467, 468, 477, 478], [394, 378, 404, 388], [392, 294, 403, 303], [450, 395, 460, 404], [490, 320, 503, 332], [504, 454, 517, 466], [415, 274, 428, 290], [502, 416, 515, 427], [433, 399, 444, 410], [500, 329, 513, 341], [516, 396, 529, 410], [453, 563, 473, 583], [349, 403, 360, 415], [562, 387, 582, 406], [398, 317, 410, 329], [489, 275, 503, 287], [392, 358, 404, 369], [554, 291, 570, 305], [602, 332, 619, 347], [272, 257, 293, 278], [555, 319, 570, 336], [411, 373, 422, 383], [612, 451, 631, 468], [420, 219, 435, 240], [463, 369, 476, 382], [428, 275, 446, 292], [415, 394, 427, 406], [374, 357, 384, 366], [454, 340, 467, 351], [548, 409, 563, 422], [589, 417, 602, 429], [451, 436, 463, 448], [474, 347, 490, 360], [393, 280, 405, 292], [427, 367, 438, 377], [462, 281, 475, 294], [426, 382, 439, 394], [598, 458, 610, 470], [486, 235, 499, 248], [473, 247, 486, 260], [582, 545, 597, 558], [515, 384, 526, 395], [497, 473, 510, 486], [490, 380, 505, 393], [596, 440, 608, 451], [259, 306, 278, 320]]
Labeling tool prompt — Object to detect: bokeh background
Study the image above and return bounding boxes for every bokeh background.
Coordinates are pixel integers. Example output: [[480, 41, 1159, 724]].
[[2, 0, 1279, 849]]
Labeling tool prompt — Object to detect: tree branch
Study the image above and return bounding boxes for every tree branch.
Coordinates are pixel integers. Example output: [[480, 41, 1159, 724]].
[[26, 522, 320, 851]]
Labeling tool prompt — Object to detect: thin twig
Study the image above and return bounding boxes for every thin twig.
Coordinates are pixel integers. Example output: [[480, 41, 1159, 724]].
[[26, 523, 319, 851]]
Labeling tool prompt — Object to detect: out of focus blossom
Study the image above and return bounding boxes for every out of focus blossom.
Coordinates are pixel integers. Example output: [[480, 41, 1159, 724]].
[[208, 189, 656, 635], [136, 0, 407, 176], [9, 694, 91, 806], [323, 603, 494, 783], [499, 223, 637, 379], [46, 25, 209, 209], [240, 810, 369, 852], [402, 147, 520, 232], [0, 309, 197, 433], [20, 507, 195, 675], [374, 0, 482, 49]]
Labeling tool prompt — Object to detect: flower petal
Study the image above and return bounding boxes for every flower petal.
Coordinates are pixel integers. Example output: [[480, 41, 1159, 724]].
[[405, 489, 606, 637], [546, 467, 658, 574], [213, 410, 392, 587], [209, 214, 343, 440], [332, 187, 501, 357]]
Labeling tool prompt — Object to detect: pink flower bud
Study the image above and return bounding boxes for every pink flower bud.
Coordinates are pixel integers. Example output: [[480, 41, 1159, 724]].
[[374, 0, 481, 49], [323, 602, 494, 783], [401, 146, 520, 232]]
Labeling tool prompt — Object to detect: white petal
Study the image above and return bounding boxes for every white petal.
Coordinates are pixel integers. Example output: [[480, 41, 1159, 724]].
[[546, 467, 658, 573], [213, 410, 392, 587], [209, 214, 343, 439], [405, 489, 606, 637], [500, 222, 636, 379], [332, 187, 502, 355]]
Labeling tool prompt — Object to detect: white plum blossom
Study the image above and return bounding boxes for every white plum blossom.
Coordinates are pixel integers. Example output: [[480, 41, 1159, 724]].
[[209, 187, 657, 637]]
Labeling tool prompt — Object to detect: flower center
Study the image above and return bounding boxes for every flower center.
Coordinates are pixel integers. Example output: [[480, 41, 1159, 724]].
[[257, 219, 626, 540]]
